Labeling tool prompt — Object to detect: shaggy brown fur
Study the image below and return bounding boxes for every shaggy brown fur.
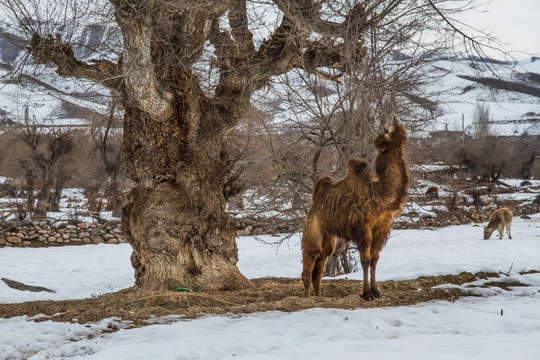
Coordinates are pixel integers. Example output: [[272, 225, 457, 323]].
[[301, 116, 409, 301], [484, 207, 513, 240]]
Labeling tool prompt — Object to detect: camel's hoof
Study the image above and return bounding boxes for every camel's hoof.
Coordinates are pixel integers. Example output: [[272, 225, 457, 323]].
[[372, 288, 381, 298], [361, 291, 375, 301]]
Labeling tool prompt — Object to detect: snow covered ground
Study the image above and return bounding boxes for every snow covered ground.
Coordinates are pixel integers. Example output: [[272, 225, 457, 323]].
[[1, 213, 540, 359]]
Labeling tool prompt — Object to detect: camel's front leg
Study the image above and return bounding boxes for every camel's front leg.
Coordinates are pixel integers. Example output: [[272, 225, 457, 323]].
[[360, 256, 374, 300], [370, 256, 381, 298], [357, 230, 375, 301]]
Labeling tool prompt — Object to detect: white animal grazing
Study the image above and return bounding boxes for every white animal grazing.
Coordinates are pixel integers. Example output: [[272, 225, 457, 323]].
[[483, 208, 513, 240]]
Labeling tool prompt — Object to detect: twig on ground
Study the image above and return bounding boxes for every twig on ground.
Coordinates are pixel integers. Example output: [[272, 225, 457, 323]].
[[503, 262, 514, 276]]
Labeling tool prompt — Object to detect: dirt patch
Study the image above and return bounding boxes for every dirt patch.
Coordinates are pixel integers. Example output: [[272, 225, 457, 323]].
[[0, 271, 521, 329]]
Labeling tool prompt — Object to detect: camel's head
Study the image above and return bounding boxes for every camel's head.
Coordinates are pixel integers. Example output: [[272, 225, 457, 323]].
[[374, 114, 407, 154], [483, 227, 494, 240]]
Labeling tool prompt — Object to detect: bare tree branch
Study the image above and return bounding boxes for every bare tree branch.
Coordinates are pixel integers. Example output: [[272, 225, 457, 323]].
[[228, 0, 256, 56], [29, 33, 122, 89]]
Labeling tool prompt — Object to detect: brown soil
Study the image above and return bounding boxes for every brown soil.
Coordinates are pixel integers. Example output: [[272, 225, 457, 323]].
[[0, 271, 527, 330]]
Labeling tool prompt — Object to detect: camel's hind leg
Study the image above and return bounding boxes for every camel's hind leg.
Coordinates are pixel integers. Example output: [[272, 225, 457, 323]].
[[301, 217, 323, 298], [369, 214, 392, 298], [311, 235, 336, 296], [302, 250, 318, 298], [507, 224, 512, 239]]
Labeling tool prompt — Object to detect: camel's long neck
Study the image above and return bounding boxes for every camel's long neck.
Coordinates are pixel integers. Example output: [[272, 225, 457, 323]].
[[376, 153, 409, 211]]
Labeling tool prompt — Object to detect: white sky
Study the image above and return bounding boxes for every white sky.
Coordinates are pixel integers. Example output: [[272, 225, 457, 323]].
[[458, 0, 540, 57]]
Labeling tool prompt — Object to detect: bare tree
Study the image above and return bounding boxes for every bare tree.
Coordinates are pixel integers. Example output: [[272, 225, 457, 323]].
[[1, 0, 494, 291], [472, 101, 493, 138], [16, 108, 76, 216], [247, 3, 452, 275], [90, 99, 125, 216]]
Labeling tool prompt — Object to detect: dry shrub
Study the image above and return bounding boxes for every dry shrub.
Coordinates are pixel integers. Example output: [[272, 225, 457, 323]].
[[445, 192, 458, 212]]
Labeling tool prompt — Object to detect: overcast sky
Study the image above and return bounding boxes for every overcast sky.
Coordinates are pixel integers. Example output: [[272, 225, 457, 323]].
[[457, 0, 540, 57]]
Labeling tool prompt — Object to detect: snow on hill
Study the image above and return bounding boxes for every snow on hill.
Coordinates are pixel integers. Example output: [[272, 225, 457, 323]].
[[0, 24, 113, 128], [0, 25, 539, 136], [425, 56, 540, 136]]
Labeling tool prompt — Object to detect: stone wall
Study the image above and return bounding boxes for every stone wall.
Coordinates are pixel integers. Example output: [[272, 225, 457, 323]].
[[0, 220, 126, 247]]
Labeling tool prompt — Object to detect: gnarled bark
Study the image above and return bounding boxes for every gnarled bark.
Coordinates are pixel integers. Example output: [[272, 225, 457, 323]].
[[124, 180, 249, 291], [119, 66, 250, 290]]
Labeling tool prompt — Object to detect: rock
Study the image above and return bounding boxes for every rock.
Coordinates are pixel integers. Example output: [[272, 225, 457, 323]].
[[38, 229, 48, 235], [0, 237, 5, 245], [102, 233, 115, 240], [65, 225, 76, 230], [71, 237, 82, 242], [39, 220, 48, 227], [79, 232, 91, 238], [1, 278, 56, 293], [91, 236, 103, 244], [22, 241, 31, 246], [28, 233, 40, 240], [77, 222, 87, 229], [6, 236, 21, 244], [252, 227, 264, 236], [107, 238, 119, 244], [37, 236, 47, 242], [83, 238, 91, 244], [62, 234, 70, 240], [236, 229, 250, 237]]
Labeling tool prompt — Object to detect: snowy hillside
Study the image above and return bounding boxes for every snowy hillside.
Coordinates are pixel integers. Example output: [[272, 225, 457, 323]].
[[425, 56, 540, 136], [0, 24, 114, 128], [1, 25, 539, 135]]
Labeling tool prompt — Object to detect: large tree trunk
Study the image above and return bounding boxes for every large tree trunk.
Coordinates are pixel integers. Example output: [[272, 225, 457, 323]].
[[124, 181, 248, 291], [121, 69, 250, 292]]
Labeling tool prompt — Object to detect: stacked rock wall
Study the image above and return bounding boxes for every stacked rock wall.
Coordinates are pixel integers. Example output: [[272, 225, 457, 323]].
[[0, 220, 126, 247]]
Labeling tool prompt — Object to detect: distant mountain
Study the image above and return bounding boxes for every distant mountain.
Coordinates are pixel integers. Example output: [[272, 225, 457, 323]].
[[0, 24, 115, 128], [0, 26, 539, 136], [422, 55, 540, 136]]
